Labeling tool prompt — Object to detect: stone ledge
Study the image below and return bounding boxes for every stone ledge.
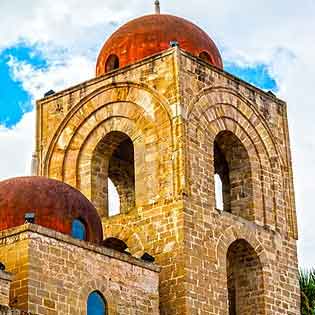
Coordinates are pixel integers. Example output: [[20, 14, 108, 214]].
[[0, 305, 36, 315], [0, 224, 160, 273], [0, 271, 12, 282]]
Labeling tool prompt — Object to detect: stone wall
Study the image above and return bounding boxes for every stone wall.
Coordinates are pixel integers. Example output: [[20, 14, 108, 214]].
[[180, 50, 300, 315], [0, 234, 29, 311], [35, 50, 179, 209], [0, 271, 12, 307], [92, 131, 135, 216], [0, 225, 159, 315], [36, 47, 300, 314]]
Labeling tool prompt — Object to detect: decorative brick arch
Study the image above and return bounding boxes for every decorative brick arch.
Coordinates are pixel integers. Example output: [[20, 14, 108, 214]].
[[187, 86, 285, 166], [218, 118, 270, 223], [213, 225, 270, 314], [45, 82, 172, 177], [214, 225, 269, 272], [44, 81, 172, 167], [44, 83, 175, 216], [189, 114, 274, 227], [103, 223, 147, 258], [77, 279, 117, 315], [187, 88, 290, 232], [61, 105, 157, 216], [59, 103, 149, 182]]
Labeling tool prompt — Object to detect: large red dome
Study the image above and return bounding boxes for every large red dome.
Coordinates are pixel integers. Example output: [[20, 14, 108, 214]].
[[0, 176, 103, 243], [96, 14, 223, 76]]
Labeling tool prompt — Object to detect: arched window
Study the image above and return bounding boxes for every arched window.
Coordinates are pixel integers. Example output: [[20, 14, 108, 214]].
[[105, 54, 119, 72], [71, 219, 86, 241], [87, 291, 106, 315], [199, 51, 212, 63], [214, 131, 254, 221], [92, 131, 135, 218], [227, 239, 265, 315]]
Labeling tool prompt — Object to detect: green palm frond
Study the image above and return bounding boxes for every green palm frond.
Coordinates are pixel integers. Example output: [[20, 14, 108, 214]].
[[299, 269, 315, 315]]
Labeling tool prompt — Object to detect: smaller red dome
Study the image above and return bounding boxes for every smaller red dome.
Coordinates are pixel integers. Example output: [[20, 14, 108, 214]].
[[96, 14, 223, 76], [0, 177, 103, 243]]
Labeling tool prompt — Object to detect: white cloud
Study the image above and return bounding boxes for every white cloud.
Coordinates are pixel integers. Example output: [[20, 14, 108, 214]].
[[0, 111, 34, 180], [0, 0, 133, 53], [7, 55, 94, 100], [0, 51, 95, 182], [0, 53, 95, 184], [0, 0, 314, 268]]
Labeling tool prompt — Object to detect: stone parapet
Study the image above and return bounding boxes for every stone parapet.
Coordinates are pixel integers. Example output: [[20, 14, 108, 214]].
[[0, 224, 160, 315]]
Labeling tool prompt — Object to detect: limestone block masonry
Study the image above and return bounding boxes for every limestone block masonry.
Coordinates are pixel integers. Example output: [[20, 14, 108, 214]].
[[0, 271, 12, 307], [0, 225, 159, 315], [35, 47, 300, 315]]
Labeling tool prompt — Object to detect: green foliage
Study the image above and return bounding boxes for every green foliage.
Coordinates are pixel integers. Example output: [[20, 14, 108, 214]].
[[299, 269, 315, 315]]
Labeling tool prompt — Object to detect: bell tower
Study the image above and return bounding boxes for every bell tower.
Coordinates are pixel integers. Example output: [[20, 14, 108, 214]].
[[35, 6, 300, 315]]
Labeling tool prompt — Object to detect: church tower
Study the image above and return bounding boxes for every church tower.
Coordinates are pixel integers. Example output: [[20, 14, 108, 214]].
[[35, 4, 300, 314]]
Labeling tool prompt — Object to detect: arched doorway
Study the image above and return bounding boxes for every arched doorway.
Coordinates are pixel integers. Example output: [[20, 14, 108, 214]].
[[226, 239, 265, 315]]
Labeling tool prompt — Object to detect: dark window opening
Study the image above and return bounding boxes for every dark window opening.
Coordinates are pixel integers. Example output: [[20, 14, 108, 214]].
[[199, 51, 212, 63], [108, 134, 135, 215], [227, 239, 264, 315], [105, 54, 119, 72], [92, 131, 135, 218], [87, 291, 106, 315], [227, 270, 236, 315], [102, 237, 129, 254], [71, 219, 86, 241], [214, 131, 253, 220]]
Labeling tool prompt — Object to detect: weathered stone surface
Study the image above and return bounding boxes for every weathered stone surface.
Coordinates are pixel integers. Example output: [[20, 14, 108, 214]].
[[32, 47, 300, 314], [0, 225, 159, 315], [0, 271, 12, 307], [0, 305, 36, 315]]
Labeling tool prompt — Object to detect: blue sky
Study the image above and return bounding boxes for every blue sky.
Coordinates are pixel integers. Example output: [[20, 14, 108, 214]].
[[225, 63, 277, 92], [0, 45, 47, 126], [0, 46, 277, 127]]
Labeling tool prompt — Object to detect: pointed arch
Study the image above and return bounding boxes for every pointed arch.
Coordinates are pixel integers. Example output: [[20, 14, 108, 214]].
[[43, 81, 173, 176], [226, 239, 266, 314], [103, 223, 147, 258], [43, 83, 175, 217], [187, 87, 292, 232], [78, 279, 116, 315]]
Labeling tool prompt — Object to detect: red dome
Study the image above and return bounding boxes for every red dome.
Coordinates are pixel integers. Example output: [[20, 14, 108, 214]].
[[96, 14, 223, 76], [0, 177, 103, 243]]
